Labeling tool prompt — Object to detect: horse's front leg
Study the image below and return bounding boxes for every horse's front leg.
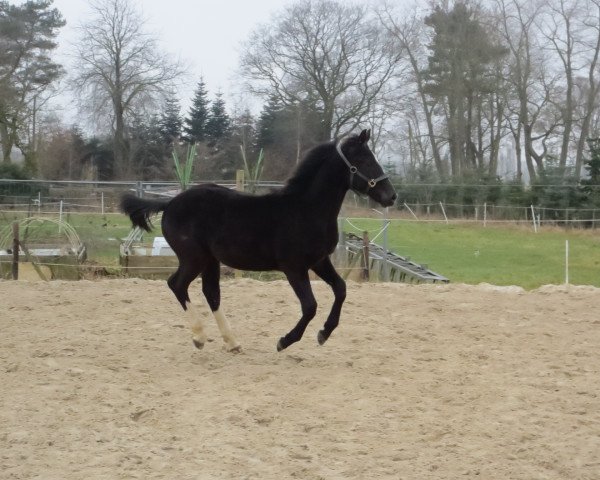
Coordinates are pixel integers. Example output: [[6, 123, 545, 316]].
[[311, 257, 346, 345], [201, 259, 241, 353], [277, 269, 317, 352]]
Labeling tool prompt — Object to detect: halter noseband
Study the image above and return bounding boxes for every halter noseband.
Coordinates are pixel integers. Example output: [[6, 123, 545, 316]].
[[336, 139, 388, 194]]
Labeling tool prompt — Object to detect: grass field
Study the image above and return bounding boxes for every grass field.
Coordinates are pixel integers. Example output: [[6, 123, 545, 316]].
[[344, 218, 600, 289], [1, 209, 599, 289]]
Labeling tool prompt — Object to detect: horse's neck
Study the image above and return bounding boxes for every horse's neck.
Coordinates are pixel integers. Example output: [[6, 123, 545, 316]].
[[302, 158, 349, 219]]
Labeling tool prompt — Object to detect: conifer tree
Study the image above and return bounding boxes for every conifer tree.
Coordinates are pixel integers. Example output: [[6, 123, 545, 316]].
[[183, 78, 210, 143], [0, 0, 65, 163], [205, 92, 231, 144], [158, 95, 182, 145], [256, 95, 283, 149], [581, 138, 600, 207]]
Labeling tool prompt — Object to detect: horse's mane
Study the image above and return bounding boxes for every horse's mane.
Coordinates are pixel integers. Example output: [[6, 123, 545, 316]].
[[280, 136, 356, 195], [278, 141, 333, 195]]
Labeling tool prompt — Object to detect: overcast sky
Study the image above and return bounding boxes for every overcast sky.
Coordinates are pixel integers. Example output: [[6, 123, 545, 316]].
[[46, 0, 298, 119]]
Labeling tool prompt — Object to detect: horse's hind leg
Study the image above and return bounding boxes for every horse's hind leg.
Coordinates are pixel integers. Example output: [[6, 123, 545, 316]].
[[201, 257, 241, 352], [277, 269, 317, 352], [168, 261, 207, 349], [311, 257, 346, 346]]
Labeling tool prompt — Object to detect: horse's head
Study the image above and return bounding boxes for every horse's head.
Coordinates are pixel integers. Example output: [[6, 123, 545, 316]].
[[336, 129, 397, 207]]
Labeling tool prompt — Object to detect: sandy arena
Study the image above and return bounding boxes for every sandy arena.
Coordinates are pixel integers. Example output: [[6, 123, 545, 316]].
[[1, 278, 599, 479]]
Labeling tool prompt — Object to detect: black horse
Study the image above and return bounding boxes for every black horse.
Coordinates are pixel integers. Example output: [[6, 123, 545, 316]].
[[121, 129, 397, 352]]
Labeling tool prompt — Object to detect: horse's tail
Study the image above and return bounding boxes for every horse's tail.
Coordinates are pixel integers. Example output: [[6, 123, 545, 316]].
[[120, 194, 169, 232]]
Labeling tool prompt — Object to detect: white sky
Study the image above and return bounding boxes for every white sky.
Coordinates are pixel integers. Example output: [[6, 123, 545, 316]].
[[45, 0, 298, 119]]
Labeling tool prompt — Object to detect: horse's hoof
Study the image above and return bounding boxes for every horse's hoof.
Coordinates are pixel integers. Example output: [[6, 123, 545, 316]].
[[192, 339, 204, 350], [229, 345, 242, 354], [276, 338, 286, 352], [317, 330, 329, 346]]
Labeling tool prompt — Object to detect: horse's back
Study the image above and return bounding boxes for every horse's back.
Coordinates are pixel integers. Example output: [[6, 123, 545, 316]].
[[161, 184, 293, 270]]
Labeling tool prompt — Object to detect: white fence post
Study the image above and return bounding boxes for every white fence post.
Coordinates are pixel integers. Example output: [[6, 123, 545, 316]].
[[382, 211, 390, 282], [439, 202, 448, 225], [59, 200, 63, 234], [565, 240, 569, 285], [403, 202, 418, 220], [484, 202, 487, 227]]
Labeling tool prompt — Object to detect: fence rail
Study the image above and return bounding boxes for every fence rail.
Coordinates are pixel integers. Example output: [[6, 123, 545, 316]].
[[2, 179, 600, 228]]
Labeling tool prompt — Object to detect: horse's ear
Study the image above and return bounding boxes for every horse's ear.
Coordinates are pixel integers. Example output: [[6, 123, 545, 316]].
[[358, 129, 371, 144]]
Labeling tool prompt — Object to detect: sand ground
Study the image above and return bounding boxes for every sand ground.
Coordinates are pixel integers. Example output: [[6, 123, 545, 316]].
[[1, 278, 599, 479]]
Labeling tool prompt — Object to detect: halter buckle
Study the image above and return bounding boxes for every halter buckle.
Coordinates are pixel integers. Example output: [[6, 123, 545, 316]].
[[368, 179, 377, 188]]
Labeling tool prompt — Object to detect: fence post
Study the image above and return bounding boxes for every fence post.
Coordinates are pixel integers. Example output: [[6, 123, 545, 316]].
[[382, 216, 390, 282], [59, 200, 63, 234], [101, 192, 105, 215], [530, 205, 537, 233], [565, 240, 569, 285], [362, 231, 370, 281], [403, 202, 418, 220], [236, 169, 245, 192], [439, 202, 448, 225], [484, 202, 487, 227], [12, 222, 19, 280], [136, 181, 143, 198]]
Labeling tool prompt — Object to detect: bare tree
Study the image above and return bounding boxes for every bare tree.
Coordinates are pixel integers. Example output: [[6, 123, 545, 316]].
[[71, 0, 185, 177], [240, 0, 401, 142], [378, 2, 447, 180], [494, 0, 562, 182], [539, 0, 582, 173], [575, 0, 600, 177]]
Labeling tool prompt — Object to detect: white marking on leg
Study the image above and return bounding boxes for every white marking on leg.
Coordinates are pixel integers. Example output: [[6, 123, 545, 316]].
[[186, 302, 208, 347], [213, 308, 241, 352]]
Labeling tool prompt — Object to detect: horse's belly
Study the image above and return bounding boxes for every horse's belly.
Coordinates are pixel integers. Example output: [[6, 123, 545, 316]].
[[221, 256, 278, 271], [211, 241, 278, 271]]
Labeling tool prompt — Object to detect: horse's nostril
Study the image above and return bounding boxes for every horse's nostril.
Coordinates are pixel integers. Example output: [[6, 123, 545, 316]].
[[391, 193, 398, 201]]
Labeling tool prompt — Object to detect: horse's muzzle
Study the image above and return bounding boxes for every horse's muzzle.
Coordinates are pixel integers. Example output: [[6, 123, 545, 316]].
[[371, 185, 397, 207], [379, 192, 398, 207]]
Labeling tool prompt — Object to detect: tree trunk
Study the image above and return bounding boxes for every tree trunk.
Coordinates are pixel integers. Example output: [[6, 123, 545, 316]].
[[406, 48, 446, 180], [575, 6, 600, 178], [558, 63, 573, 174], [489, 95, 502, 177], [114, 106, 128, 176], [524, 123, 544, 179], [0, 121, 12, 163], [514, 122, 523, 183]]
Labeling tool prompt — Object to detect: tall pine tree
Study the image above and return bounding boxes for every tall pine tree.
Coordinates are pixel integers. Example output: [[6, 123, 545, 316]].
[[183, 78, 210, 143], [581, 138, 600, 208], [205, 92, 231, 144], [158, 95, 182, 145], [256, 94, 284, 150]]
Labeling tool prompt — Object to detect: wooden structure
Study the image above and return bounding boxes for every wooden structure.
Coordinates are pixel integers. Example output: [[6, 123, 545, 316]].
[[340, 232, 449, 284], [0, 217, 86, 280], [119, 226, 178, 278]]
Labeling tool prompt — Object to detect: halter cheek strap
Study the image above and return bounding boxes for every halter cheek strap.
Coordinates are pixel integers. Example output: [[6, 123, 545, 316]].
[[336, 141, 388, 194]]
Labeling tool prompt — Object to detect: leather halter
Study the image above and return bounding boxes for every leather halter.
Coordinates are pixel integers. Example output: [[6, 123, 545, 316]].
[[336, 139, 388, 194]]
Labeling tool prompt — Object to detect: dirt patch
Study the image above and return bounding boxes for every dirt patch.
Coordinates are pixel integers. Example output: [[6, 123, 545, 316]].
[[1, 279, 599, 479]]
